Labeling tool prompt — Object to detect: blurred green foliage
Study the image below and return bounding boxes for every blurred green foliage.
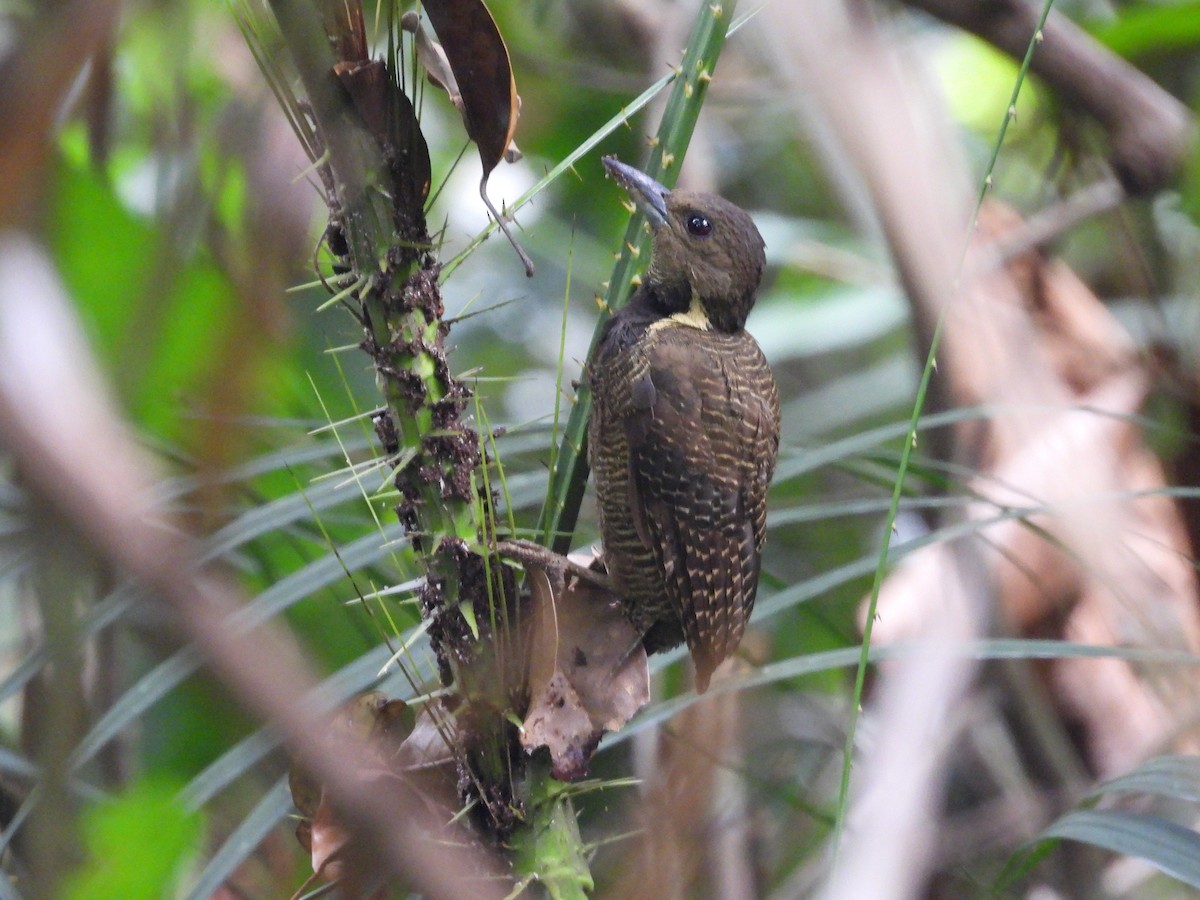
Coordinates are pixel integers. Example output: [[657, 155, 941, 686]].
[[4, 0, 1200, 895], [61, 779, 201, 900]]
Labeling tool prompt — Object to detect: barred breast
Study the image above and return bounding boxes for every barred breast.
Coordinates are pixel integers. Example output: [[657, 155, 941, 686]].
[[588, 304, 780, 688]]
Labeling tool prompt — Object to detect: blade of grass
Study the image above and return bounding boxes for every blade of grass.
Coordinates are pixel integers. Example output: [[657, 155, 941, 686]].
[[609, 638, 1200, 749], [542, 231, 574, 546], [1087, 755, 1200, 804], [831, 0, 1058, 856], [1041, 809, 1200, 889]]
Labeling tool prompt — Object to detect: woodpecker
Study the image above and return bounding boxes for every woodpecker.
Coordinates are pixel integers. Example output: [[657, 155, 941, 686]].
[[588, 156, 780, 692]]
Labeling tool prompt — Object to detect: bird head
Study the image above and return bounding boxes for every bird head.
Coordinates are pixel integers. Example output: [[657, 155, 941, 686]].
[[603, 156, 766, 332]]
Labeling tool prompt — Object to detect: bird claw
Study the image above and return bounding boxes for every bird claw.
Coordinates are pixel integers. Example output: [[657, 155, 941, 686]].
[[495, 539, 613, 594]]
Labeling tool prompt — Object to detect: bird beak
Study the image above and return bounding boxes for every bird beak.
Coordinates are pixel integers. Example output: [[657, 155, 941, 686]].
[[603, 156, 669, 229]]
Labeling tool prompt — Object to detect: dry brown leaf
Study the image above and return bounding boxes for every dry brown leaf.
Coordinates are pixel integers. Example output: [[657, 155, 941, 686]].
[[402, 11, 525, 165], [419, 0, 533, 275], [287, 692, 416, 884], [402, 11, 460, 108], [331, 57, 432, 213], [317, 0, 368, 64], [521, 553, 650, 780], [395, 706, 458, 773], [420, 0, 516, 175], [307, 789, 351, 882]]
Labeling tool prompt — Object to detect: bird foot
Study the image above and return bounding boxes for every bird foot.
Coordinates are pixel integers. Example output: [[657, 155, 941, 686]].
[[495, 539, 613, 593]]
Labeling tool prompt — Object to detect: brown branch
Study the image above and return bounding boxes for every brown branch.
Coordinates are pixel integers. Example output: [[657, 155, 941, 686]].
[[0, 0, 120, 228], [902, 0, 1194, 194], [971, 178, 1125, 275], [0, 236, 510, 899]]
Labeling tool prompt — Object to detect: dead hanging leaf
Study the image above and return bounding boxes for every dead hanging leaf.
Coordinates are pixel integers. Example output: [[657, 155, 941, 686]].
[[402, 11, 524, 164], [319, 1, 430, 226], [402, 12, 459, 106], [521, 550, 650, 780], [419, 0, 534, 275]]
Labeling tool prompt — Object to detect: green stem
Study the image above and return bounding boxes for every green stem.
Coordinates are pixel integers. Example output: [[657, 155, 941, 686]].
[[830, 0, 1059, 861], [536, 0, 741, 554]]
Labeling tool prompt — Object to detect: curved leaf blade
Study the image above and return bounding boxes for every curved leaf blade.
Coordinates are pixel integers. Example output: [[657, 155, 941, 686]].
[[1090, 755, 1200, 805], [183, 777, 294, 900], [1042, 809, 1200, 889]]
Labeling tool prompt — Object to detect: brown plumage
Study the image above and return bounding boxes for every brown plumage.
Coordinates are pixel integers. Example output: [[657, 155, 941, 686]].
[[588, 157, 781, 692]]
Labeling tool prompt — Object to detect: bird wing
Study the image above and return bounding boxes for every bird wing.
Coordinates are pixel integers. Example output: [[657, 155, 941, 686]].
[[625, 331, 778, 688]]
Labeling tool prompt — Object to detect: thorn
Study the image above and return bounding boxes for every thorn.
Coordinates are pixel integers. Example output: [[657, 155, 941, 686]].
[[710, 4, 723, 16], [662, 152, 675, 168], [1035, 29, 1044, 42], [646, 135, 660, 148], [621, 199, 636, 214], [698, 69, 712, 83], [631, 274, 643, 287], [599, 280, 610, 290], [684, 82, 694, 98]]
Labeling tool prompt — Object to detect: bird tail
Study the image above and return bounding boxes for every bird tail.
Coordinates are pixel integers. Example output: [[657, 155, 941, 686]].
[[685, 523, 758, 693]]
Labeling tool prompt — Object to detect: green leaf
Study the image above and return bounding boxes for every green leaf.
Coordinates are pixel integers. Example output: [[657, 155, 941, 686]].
[[608, 639, 1200, 749], [179, 640, 432, 811], [1089, 3, 1200, 59], [62, 780, 202, 900], [72, 523, 410, 770], [1089, 755, 1200, 805], [47, 159, 238, 438], [1042, 809, 1200, 889]]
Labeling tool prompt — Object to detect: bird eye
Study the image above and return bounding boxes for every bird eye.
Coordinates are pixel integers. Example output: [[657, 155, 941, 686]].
[[686, 214, 712, 236]]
